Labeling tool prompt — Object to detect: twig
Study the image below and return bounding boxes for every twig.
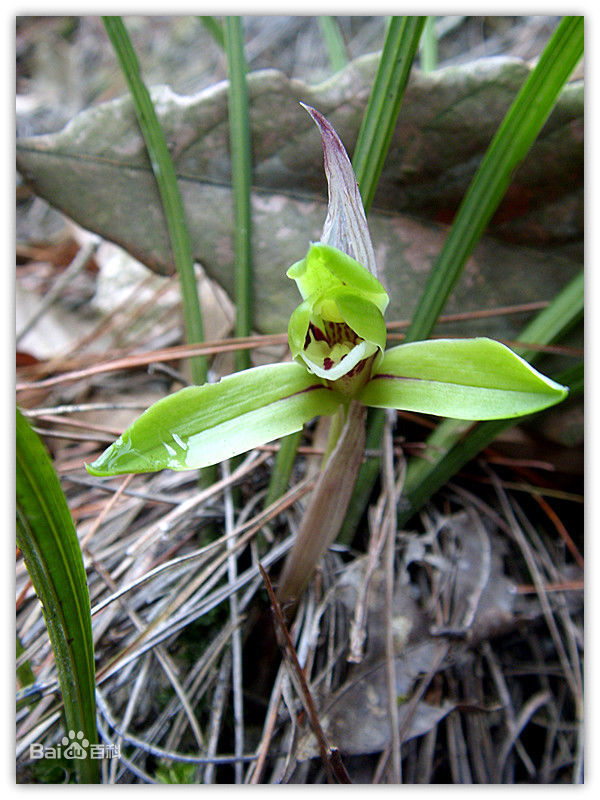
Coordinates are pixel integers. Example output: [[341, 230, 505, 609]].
[[221, 459, 245, 782], [258, 563, 351, 784], [488, 470, 582, 705], [482, 641, 537, 779], [95, 686, 257, 766], [495, 690, 552, 781], [89, 552, 207, 751], [158, 620, 238, 759], [248, 668, 286, 784], [21, 401, 150, 417], [445, 672, 472, 783], [382, 410, 402, 783], [93, 486, 309, 684], [16, 333, 289, 391], [81, 473, 134, 549], [532, 493, 584, 570], [203, 649, 232, 784], [108, 653, 151, 784]]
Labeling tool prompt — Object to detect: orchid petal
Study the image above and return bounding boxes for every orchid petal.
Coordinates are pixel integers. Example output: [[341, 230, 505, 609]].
[[358, 338, 568, 420], [86, 363, 344, 475], [333, 290, 387, 351], [288, 300, 312, 360]]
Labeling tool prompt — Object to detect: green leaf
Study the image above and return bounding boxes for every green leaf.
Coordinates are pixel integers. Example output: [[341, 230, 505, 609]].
[[263, 429, 304, 508], [86, 363, 343, 476], [16, 635, 36, 691], [513, 269, 583, 364], [16, 409, 98, 784], [199, 16, 225, 50], [359, 338, 568, 420], [419, 16, 438, 72]]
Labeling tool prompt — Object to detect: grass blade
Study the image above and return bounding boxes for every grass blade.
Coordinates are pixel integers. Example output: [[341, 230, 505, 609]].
[[16, 409, 98, 783], [102, 16, 207, 385], [352, 16, 427, 212], [514, 270, 584, 363], [419, 16, 438, 72], [264, 429, 303, 509], [16, 635, 35, 692], [200, 15, 225, 50], [318, 16, 348, 73], [405, 15, 584, 344], [224, 16, 253, 373]]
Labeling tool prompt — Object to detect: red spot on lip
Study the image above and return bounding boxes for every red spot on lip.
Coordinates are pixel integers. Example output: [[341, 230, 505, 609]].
[[323, 357, 334, 370]]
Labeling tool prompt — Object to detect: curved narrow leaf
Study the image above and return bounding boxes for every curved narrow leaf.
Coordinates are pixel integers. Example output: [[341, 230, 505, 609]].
[[224, 16, 253, 371], [16, 408, 98, 784], [87, 363, 343, 476], [318, 16, 348, 73], [358, 338, 568, 420]]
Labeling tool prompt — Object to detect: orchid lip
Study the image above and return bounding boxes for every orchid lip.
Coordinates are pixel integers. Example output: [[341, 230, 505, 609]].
[[300, 338, 377, 381]]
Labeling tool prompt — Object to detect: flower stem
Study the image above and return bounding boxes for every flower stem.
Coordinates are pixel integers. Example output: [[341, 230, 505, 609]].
[[276, 401, 366, 607]]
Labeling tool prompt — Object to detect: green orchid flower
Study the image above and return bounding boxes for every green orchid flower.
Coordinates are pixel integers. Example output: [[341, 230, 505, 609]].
[[87, 106, 567, 480], [287, 242, 388, 396]]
